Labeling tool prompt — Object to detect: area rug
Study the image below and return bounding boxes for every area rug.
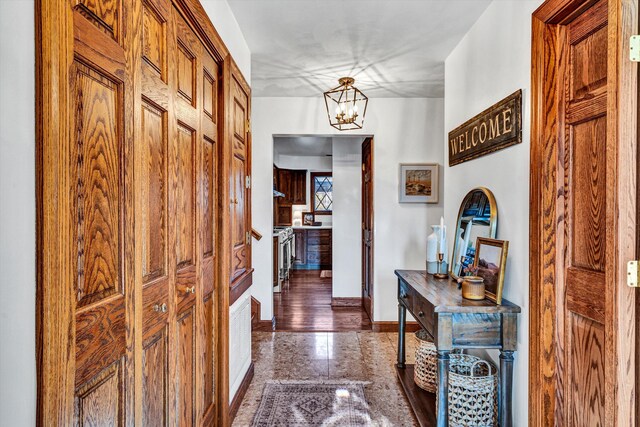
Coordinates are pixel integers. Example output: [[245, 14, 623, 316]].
[[251, 380, 372, 427], [320, 270, 332, 278]]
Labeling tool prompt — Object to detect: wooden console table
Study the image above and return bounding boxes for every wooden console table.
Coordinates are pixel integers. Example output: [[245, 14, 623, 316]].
[[394, 270, 521, 427]]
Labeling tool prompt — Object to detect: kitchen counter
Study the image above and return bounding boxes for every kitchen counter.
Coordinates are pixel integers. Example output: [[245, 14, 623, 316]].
[[292, 225, 332, 229]]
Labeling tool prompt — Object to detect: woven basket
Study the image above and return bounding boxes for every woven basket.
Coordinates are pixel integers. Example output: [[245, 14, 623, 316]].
[[413, 330, 437, 392], [447, 354, 498, 427]]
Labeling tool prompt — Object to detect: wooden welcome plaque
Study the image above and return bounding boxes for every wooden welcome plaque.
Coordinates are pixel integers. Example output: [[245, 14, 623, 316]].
[[448, 90, 522, 166]]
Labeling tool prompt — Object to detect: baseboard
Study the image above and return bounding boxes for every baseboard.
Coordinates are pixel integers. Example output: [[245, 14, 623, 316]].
[[372, 321, 422, 333], [254, 316, 276, 331], [331, 297, 362, 308], [229, 362, 254, 423]]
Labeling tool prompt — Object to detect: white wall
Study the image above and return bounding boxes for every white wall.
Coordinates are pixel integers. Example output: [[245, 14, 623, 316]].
[[332, 137, 364, 298], [444, 1, 542, 424], [274, 154, 333, 225], [0, 1, 36, 424], [201, 0, 251, 82], [0, 0, 250, 419], [251, 97, 444, 321]]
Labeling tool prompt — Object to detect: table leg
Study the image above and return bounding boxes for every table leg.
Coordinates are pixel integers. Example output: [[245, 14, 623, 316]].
[[437, 350, 450, 427], [397, 302, 406, 368], [499, 350, 514, 427]]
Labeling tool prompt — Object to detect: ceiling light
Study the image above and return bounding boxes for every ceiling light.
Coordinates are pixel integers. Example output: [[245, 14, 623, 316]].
[[323, 77, 368, 131]]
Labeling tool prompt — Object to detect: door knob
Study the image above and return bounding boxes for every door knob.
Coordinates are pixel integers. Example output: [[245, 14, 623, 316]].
[[418, 311, 425, 318], [153, 303, 167, 313]]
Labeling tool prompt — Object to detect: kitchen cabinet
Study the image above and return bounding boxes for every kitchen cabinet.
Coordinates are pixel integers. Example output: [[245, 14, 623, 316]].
[[292, 229, 332, 269], [275, 167, 306, 206]]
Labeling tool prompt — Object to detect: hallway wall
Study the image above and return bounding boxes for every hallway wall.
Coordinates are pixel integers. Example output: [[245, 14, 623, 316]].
[[251, 97, 444, 322], [0, 1, 36, 424], [444, 1, 543, 424]]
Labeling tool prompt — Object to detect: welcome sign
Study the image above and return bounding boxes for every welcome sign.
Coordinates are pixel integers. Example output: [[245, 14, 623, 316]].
[[448, 90, 522, 166]]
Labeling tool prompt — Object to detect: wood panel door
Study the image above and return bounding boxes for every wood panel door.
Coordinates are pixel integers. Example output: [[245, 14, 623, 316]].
[[65, 2, 135, 424], [228, 64, 252, 296], [530, 0, 637, 425], [138, 0, 172, 425], [362, 137, 373, 320]]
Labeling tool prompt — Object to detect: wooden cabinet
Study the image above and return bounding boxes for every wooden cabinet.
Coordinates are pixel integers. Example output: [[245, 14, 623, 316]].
[[275, 168, 306, 206], [292, 229, 332, 269]]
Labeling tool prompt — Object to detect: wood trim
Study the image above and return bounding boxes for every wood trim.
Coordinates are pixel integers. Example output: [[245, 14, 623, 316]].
[[36, 1, 75, 424], [608, 1, 637, 424], [253, 317, 276, 332], [371, 321, 421, 333], [310, 171, 332, 215], [330, 297, 362, 308], [230, 270, 254, 306], [229, 362, 254, 423]]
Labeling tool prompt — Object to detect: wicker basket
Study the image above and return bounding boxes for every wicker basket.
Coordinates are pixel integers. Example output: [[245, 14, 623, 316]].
[[413, 330, 438, 392], [447, 354, 498, 427]]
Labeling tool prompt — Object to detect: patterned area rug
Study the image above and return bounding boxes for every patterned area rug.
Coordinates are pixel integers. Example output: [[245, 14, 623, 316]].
[[251, 381, 372, 426]]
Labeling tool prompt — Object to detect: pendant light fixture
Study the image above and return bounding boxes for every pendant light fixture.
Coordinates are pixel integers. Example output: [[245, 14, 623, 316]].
[[323, 77, 368, 131]]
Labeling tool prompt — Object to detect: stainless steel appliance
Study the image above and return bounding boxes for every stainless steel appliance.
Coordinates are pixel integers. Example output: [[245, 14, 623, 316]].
[[274, 226, 294, 292]]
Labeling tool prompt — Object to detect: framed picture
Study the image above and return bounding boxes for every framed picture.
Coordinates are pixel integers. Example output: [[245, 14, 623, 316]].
[[473, 237, 509, 304], [302, 211, 314, 226], [399, 163, 439, 203]]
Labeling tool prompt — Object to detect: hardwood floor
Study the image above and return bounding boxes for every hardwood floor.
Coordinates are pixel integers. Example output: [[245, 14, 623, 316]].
[[263, 270, 372, 332]]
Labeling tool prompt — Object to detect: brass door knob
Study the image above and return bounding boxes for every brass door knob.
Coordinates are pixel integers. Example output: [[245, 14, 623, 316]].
[[153, 303, 167, 313]]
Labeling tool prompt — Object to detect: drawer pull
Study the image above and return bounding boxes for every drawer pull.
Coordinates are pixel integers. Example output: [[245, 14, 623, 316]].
[[185, 286, 196, 294], [153, 303, 167, 313], [418, 311, 425, 318]]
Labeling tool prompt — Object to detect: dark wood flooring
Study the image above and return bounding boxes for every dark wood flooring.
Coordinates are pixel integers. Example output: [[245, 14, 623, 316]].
[[262, 270, 372, 332]]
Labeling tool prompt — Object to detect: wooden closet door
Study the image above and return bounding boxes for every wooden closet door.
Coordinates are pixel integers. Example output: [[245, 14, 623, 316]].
[[67, 2, 135, 425], [229, 71, 250, 285], [172, 8, 201, 426], [138, 0, 172, 425], [200, 46, 220, 425], [530, 0, 638, 425]]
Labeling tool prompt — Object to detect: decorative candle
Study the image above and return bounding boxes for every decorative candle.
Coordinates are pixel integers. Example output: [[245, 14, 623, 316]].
[[439, 216, 445, 253], [462, 221, 472, 263]]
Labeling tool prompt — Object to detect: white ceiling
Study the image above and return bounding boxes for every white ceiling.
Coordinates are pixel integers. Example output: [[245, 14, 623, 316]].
[[274, 136, 333, 157], [227, 0, 491, 98]]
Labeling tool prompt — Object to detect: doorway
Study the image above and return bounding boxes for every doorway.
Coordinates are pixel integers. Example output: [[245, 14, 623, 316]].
[[267, 135, 373, 331], [529, 0, 638, 425], [361, 137, 374, 321]]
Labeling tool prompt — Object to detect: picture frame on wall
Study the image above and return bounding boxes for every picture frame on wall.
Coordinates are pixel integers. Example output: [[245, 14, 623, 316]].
[[302, 211, 314, 226], [399, 163, 439, 203], [473, 237, 509, 304]]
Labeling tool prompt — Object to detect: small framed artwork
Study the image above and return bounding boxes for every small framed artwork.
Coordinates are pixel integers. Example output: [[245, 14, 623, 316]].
[[399, 163, 439, 203], [302, 211, 314, 226], [473, 237, 509, 304]]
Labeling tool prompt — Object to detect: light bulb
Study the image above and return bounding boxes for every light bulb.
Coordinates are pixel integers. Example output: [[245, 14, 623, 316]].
[[354, 104, 359, 113], [335, 105, 341, 115], [348, 108, 353, 117], [340, 103, 346, 112]]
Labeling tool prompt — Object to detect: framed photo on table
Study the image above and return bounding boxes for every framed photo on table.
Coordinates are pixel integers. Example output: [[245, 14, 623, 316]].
[[302, 211, 314, 226], [399, 163, 439, 203], [473, 237, 509, 304]]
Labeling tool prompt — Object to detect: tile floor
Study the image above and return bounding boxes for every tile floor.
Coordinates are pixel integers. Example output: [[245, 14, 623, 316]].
[[232, 331, 419, 426]]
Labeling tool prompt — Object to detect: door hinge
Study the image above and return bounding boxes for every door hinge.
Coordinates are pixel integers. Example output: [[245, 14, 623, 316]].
[[630, 35, 640, 62], [627, 260, 639, 287], [246, 175, 251, 189], [246, 231, 251, 246], [245, 119, 251, 133]]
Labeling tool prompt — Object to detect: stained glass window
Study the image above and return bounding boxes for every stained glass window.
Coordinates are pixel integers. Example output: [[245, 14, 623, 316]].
[[312, 173, 332, 214]]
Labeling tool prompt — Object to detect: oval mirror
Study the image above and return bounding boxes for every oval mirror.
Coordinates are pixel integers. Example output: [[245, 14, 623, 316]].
[[449, 187, 498, 280]]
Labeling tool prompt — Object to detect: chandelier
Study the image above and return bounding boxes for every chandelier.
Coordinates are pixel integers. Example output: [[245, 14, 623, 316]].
[[323, 77, 368, 131]]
